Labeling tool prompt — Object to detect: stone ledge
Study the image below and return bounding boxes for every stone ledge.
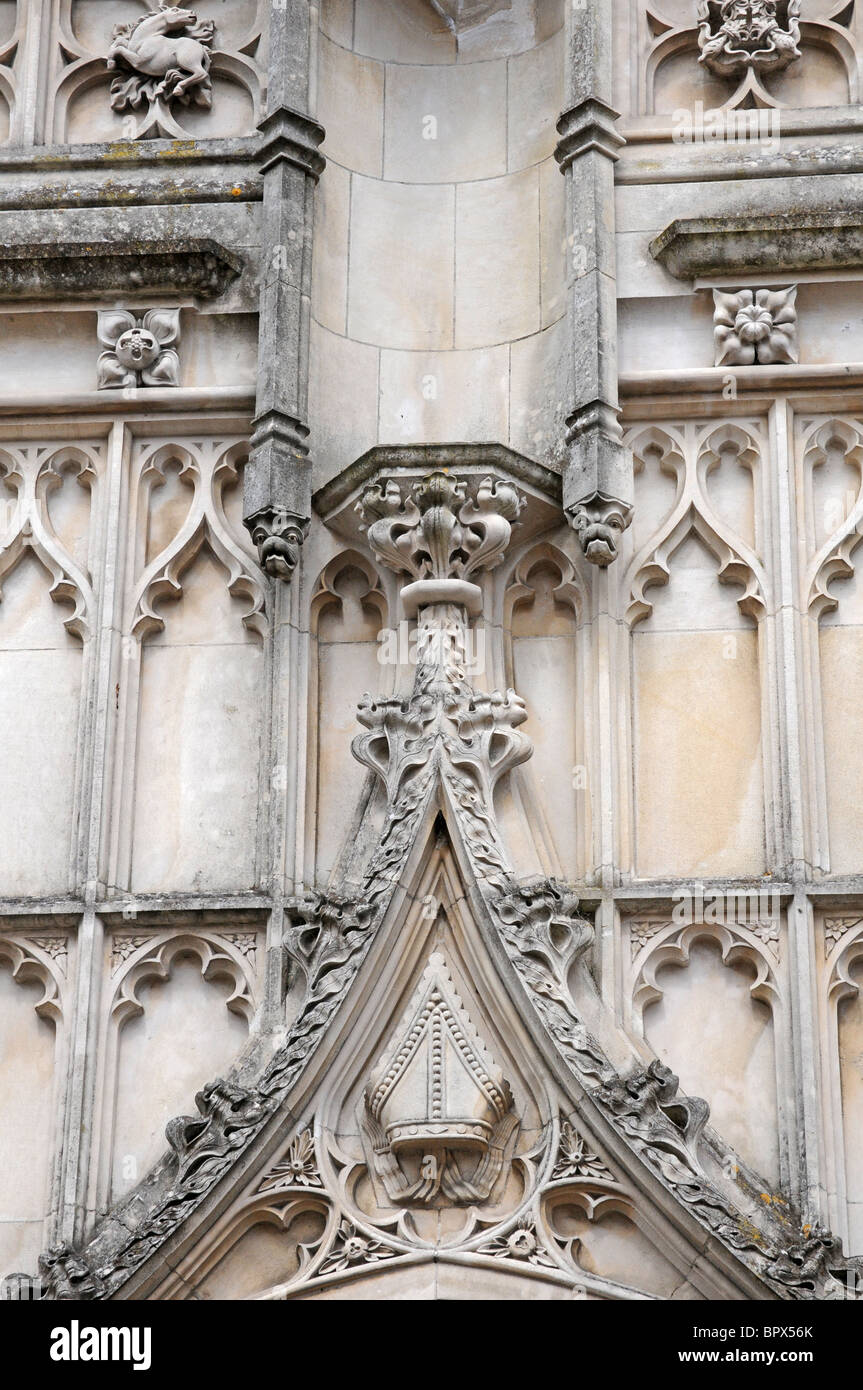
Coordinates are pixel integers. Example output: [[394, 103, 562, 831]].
[[314, 443, 564, 553], [650, 210, 863, 280], [314, 442, 561, 517], [0, 385, 254, 418], [620, 362, 863, 397], [0, 236, 244, 301]]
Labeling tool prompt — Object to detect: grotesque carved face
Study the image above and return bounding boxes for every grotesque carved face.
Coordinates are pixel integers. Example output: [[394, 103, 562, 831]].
[[114, 327, 160, 370]]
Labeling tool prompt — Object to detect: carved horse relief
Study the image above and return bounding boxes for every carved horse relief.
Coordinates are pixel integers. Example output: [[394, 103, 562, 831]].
[[107, 5, 215, 139]]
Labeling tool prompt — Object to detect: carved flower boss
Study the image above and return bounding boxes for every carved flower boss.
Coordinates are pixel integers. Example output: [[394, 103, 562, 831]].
[[713, 286, 798, 366], [698, 0, 802, 77], [97, 309, 180, 389]]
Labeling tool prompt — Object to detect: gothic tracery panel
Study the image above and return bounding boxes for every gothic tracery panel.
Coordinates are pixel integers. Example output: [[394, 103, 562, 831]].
[[49, 0, 265, 144], [623, 422, 770, 879], [113, 437, 266, 896], [0, 441, 101, 895], [0, 933, 68, 1280]]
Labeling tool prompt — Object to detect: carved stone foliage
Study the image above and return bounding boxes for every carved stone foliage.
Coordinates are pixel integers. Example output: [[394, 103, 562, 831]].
[[478, 1218, 557, 1268], [713, 287, 798, 367], [551, 1121, 616, 1183], [362, 954, 519, 1207], [257, 1130, 322, 1194], [129, 439, 266, 641], [96, 309, 180, 390], [826, 920, 863, 1014], [317, 1219, 396, 1277], [698, 1, 801, 77], [51, 1, 265, 142], [0, 443, 98, 641], [107, 7, 216, 126], [825, 916, 863, 956], [353, 471, 533, 890], [165, 1077, 269, 1184], [358, 470, 524, 616]]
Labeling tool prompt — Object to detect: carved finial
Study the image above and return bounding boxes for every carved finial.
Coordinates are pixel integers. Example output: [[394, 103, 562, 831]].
[[357, 470, 524, 615]]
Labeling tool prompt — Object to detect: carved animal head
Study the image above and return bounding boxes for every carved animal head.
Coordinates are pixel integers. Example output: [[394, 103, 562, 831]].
[[156, 4, 198, 27]]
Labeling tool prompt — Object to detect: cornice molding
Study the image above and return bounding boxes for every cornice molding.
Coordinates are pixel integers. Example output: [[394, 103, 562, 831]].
[[0, 237, 243, 301], [650, 209, 863, 281], [313, 442, 561, 522]]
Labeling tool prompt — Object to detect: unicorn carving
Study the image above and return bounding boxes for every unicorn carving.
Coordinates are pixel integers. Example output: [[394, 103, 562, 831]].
[[107, 5, 215, 115]]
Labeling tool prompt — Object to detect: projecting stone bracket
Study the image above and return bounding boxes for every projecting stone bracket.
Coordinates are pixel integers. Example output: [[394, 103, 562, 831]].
[[0, 238, 242, 302], [650, 210, 863, 281], [313, 443, 563, 556], [243, 411, 312, 580], [564, 405, 634, 568]]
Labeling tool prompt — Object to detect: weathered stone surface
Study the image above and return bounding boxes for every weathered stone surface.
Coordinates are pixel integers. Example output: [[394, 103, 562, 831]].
[[1, 0, 863, 1313], [651, 210, 863, 280], [0, 237, 242, 300]]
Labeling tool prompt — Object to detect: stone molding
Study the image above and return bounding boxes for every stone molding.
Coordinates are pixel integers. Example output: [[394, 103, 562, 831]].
[[257, 106, 326, 181], [651, 210, 863, 281], [554, 98, 626, 171], [0, 238, 242, 302]]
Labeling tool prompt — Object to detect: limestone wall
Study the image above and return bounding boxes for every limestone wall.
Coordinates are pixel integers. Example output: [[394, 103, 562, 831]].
[[0, 0, 863, 1297]]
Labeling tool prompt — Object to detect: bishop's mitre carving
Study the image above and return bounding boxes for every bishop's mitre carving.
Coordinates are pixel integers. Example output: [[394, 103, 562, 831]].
[[361, 954, 519, 1207]]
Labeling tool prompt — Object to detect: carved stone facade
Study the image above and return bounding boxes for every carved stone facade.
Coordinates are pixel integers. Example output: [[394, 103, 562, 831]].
[[1, 0, 863, 1310]]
